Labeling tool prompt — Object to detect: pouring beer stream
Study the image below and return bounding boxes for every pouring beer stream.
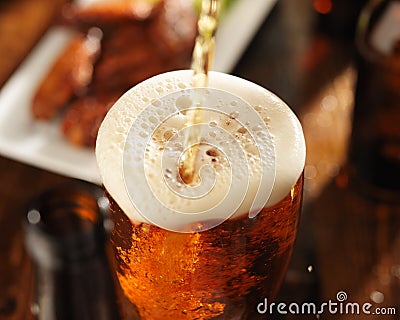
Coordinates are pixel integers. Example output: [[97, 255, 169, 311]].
[[179, 0, 221, 184]]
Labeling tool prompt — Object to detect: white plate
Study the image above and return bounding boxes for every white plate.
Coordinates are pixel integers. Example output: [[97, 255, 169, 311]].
[[0, 0, 277, 184]]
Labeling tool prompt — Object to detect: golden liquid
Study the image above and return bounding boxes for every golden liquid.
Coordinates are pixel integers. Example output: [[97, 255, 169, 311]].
[[108, 175, 303, 320], [180, 0, 220, 184]]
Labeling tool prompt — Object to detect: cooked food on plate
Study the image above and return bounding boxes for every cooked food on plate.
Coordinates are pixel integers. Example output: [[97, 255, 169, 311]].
[[31, 0, 197, 147]]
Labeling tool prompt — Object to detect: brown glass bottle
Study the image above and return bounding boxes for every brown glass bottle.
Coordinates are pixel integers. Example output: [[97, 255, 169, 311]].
[[347, 0, 400, 200], [24, 182, 121, 320]]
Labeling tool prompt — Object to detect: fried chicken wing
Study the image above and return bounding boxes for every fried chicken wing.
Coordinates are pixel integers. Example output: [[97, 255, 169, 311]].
[[32, 29, 101, 119]]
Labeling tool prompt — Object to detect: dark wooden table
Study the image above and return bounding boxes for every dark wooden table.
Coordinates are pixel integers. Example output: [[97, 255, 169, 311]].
[[1, 0, 399, 319]]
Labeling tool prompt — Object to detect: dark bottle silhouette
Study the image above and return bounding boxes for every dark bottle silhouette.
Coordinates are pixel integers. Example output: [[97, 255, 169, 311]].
[[24, 181, 121, 320], [347, 0, 400, 199]]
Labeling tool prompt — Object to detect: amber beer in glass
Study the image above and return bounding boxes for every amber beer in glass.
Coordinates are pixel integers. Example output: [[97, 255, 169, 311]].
[[96, 70, 306, 319]]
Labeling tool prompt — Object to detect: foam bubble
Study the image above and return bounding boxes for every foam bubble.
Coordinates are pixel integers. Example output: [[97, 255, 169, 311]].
[[96, 70, 305, 229], [229, 111, 240, 119]]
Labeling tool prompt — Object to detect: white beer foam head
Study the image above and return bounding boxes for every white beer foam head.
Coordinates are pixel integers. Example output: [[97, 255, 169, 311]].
[[96, 70, 305, 231]]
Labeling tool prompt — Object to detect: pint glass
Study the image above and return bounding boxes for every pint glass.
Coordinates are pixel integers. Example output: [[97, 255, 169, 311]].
[[96, 70, 306, 319]]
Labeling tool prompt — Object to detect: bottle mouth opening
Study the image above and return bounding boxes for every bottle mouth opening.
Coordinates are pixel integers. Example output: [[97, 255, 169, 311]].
[[356, 0, 400, 69], [357, 37, 400, 69]]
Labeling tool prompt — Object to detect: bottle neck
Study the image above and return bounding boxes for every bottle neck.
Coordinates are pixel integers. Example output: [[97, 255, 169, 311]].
[[25, 182, 120, 320]]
